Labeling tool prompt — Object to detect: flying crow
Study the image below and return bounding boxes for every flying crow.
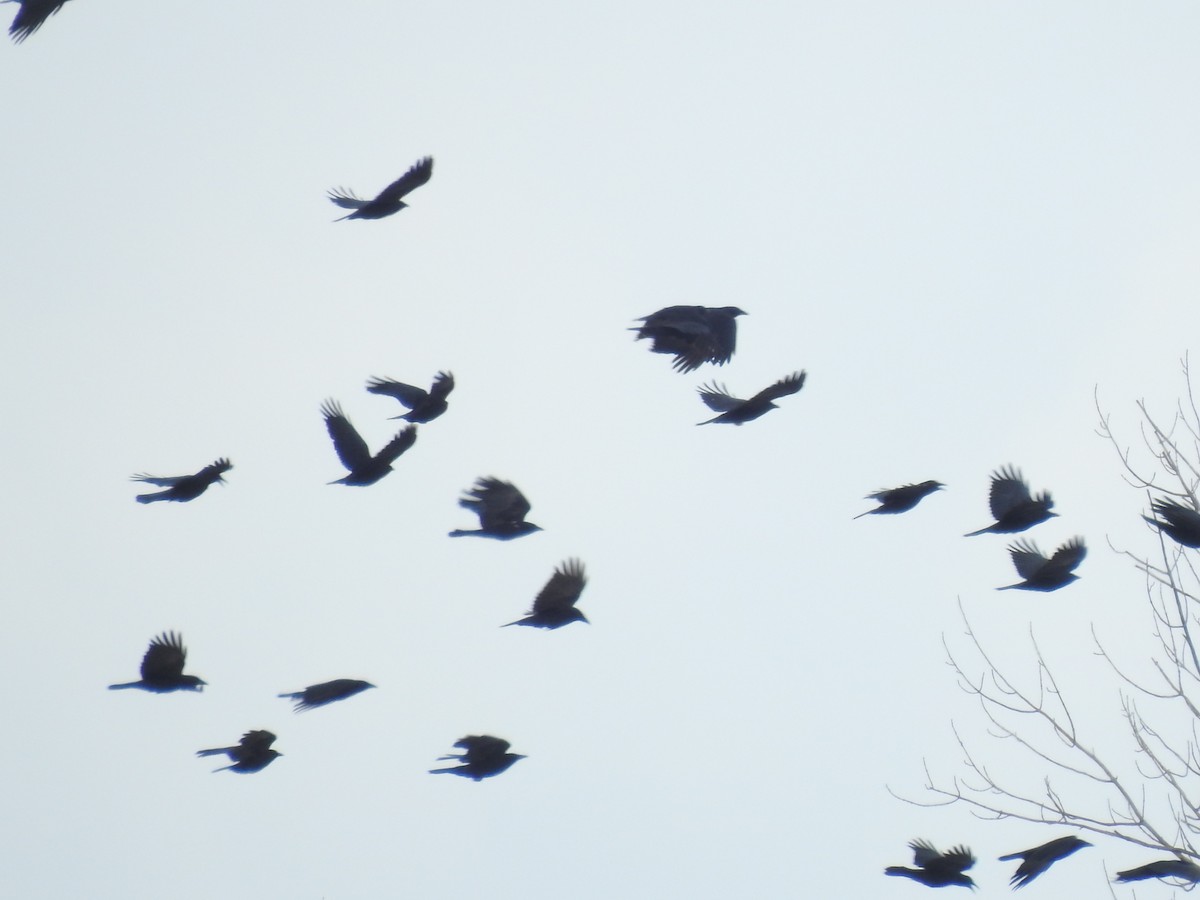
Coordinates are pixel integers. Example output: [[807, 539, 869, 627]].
[[504, 559, 588, 628], [366, 371, 454, 423], [196, 730, 282, 773], [279, 679, 375, 712], [696, 371, 806, 425], [449, 477, 541, 539], [108, 632, 206, 693], [999, 836, 1091, 889], [6, 0, 69, 43], [1144, 497, 1200, 548], [631, 305, 746, 373], [997, 537, 1086, 592], [430, 735, 525, 781], [885, 840, 976, 889], [131, 458, 231, 503], [855, 481, 944, 519], [328, 156, 433, 221], [321, 399, 417, 486], [965, 466, 1056, 536]]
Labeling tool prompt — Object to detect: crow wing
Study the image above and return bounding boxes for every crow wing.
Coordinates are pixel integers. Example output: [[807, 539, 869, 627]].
[[321, 400, 372, 472]]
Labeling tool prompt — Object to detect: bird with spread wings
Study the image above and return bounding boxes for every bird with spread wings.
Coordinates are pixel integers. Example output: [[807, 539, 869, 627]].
[[328, 156, 433, 221]]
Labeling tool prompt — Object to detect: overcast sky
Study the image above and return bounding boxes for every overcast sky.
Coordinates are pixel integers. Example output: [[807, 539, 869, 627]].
[[3, 2, 1200, 897]]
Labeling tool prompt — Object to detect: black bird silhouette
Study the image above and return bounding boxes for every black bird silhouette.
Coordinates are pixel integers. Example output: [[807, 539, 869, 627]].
[[449, 477, 541, 539], [366, 371, 454, 423], [6, 0, 68, 43], [1115, 859, 1200, 883], [999, 836, 1091, 889], [965, 466, 1056, 536], [321, 399, 417, 486], [885, 840, 976, 889], [196, 730, 282, 773], [430, 735, 525, 781], [696, 371, 806, 426], [997, 537, 1086, 592], [631, 305, 747, 373], [504, 559, 588, 628], [131, 458, 231, 504], [1144, 497, 1200, 548], [855, 480, 944, 519], [108, 632, 206, 693], [328, 156, 433, 221], [279, 679, 375, 712]]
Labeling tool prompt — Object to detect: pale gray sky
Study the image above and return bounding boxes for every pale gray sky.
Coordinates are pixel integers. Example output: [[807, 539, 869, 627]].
[[3, 2, 1200, 897]]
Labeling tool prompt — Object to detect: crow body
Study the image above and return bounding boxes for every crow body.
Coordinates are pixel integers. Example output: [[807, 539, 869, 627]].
[[366, 371, 454, 423], [197, 730, 281, 773], [328, 156, 433, 221], [108, 631, 206, 693], [321, 399, 417, 486], [631, 305, 746, 373], [131, 458, 231, 503], [855, 480, 944, 519], [279, 679, 375, 712], [449, 477, 541, 539], [965, 466, 1056, 536], [430, 735, 525, 781], [997, 537, 1086, 592], [999, 836, 1091, 888], [885, 840, 976, 889], [696, 371, 806, 426], [504, 559, 588, 628]]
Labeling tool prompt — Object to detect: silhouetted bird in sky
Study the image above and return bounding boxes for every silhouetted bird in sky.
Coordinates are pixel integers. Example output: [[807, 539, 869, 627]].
[[131, 458, 231, 504], [504, 558, 588, 628], [855, 480, 944, 519], [321, 399, 417, 486], [631, 305, 746, 373], [696, 371, 806, 425], [999, 836, 1091, 889], [449, 477, 541, 539], [108, 632, 206, 693], [197, 730, 281, 773], [1115, 859, 1200, 883], [965, 465, 1056, 536], [997, 537, 1086, 591], [328, 156, 433, 221], [885, 840, 976, 889], [430, 735, 525, 780], [366, 371, 454, 423], [279, 679, 375, 712], [1144, 497, 1200, 548], [6, 0, 68, 43]]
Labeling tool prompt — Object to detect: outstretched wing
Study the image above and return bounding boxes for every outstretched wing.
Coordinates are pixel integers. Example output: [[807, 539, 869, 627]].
[[366, 376, 429, 409], [141, 632, 187, 681], [428, 371, 455, 401], [989, 465, 1034, 518], [9, 0, 67, 43], [532, 559, 586, 614], [1045, 537, 1087, 575], [1007, 539, 1048, 579], [327, 188, 368, 210], [748, 371, 806, 405], [696, 383, 742, 412], [374, 156, 434, 204], [321, 400, 372, 472], [373, 424, 418, 467], [129, 473, 186, 487]]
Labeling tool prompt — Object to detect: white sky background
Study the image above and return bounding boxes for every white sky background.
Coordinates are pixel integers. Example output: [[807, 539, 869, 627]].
[[3, 1, 1200, 897]]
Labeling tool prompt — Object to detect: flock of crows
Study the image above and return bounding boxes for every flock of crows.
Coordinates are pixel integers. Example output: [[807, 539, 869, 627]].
[[17, 6, 1200, 887], [118, 294, 1200, 885]]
